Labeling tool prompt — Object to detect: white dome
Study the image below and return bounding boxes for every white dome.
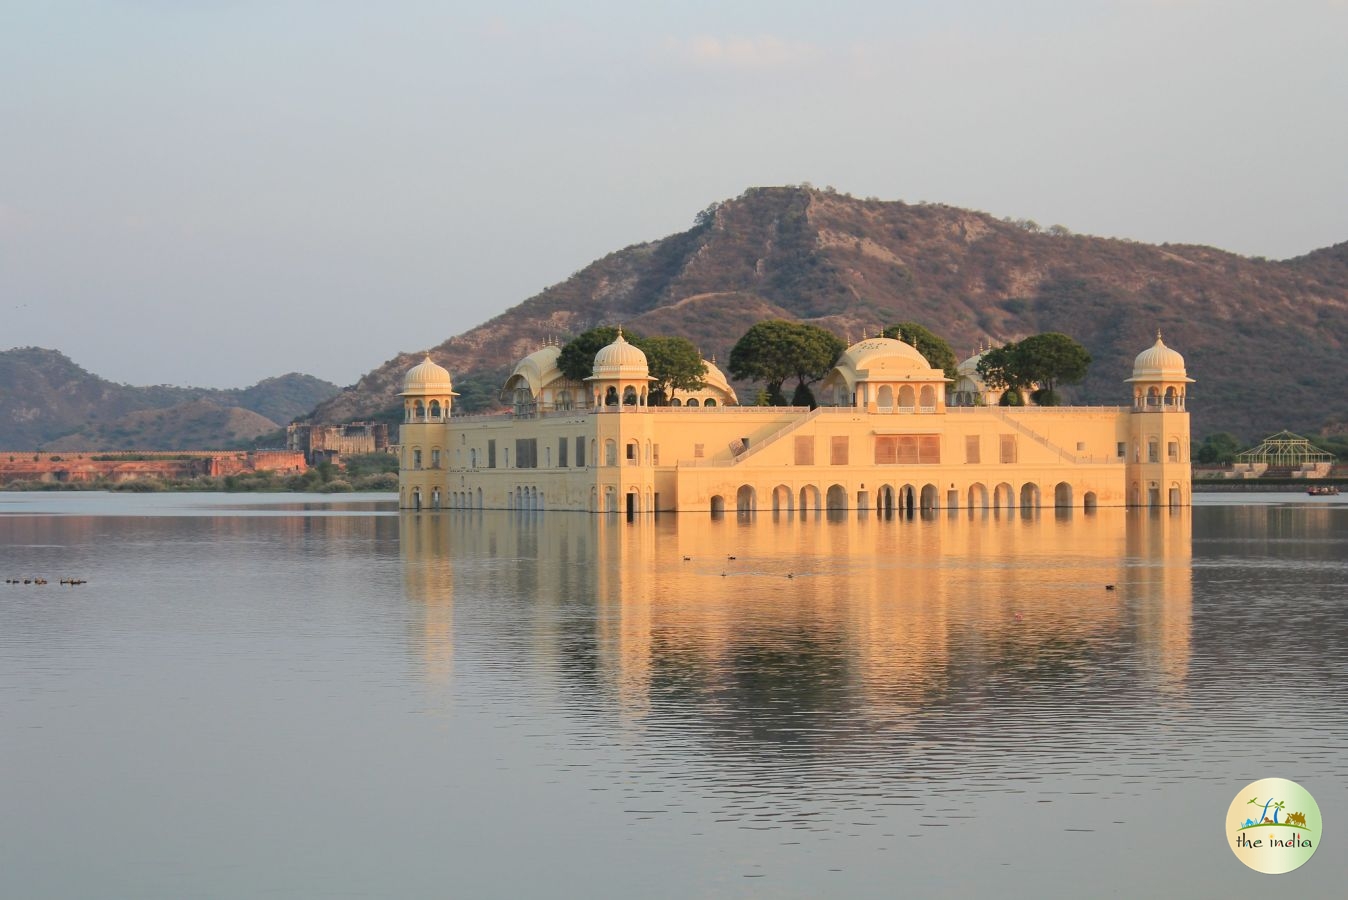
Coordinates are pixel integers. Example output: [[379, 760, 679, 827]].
[[505, 344, 564, 397], [840, 337, 937, 376], [957, 349, 987, 377], [1129, 333, 1190, 382], [828, 337, 945, 388], [701, 359, 733, 393], [401, 355, 454, 394], [590, 329, 649, 378]]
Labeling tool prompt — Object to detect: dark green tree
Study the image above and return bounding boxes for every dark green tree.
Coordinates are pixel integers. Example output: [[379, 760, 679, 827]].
[[976, 344, 1032, 405], [557, 326, 644, 383], [1014, 332, 1091, 403], [977, 333, 1091, 406], [790, 382, 816, 409], [728, 320, 844, 406], [1195, 432, 1242, 464], [643, 336, 707, 405], [883, 322, 959, 379]]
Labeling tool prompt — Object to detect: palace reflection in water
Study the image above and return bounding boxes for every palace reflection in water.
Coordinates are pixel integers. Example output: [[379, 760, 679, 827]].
[[400, 507, 1193, 754], [8, 493, 1347, 898]]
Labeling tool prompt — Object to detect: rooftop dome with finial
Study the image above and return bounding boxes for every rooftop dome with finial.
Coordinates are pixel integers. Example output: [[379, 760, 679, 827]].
[[835, 336, 939, 379], [401, 355, 455, 394], [1128, 331, 1192, 382], [590, 327, 649, 378]]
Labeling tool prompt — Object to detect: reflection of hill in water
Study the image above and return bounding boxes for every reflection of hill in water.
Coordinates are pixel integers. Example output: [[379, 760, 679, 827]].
[[399, 508, 1193, 754]]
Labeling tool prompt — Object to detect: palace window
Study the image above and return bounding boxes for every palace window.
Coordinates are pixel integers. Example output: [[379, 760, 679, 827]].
[[965, 435, 980, 464], [515, 439, 537, 469], [794, 436, 815, 466], [875, 435, 940, 465], [999, 435, 1017, 464], [831, 436, 849, 465]]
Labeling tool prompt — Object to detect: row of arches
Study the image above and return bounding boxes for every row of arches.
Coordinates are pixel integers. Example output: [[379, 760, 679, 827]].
[[1133, 385, 1186, 410], [712, 481, 1101, 515], [827, 383, 941, 410], [507, 486, 545, 510], [406, 399, 448, 422]]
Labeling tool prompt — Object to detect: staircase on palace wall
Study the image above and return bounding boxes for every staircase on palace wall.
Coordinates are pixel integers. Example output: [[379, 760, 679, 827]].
[[725, 407, 826, 466], [991, 409, 1088, 464], [717, 406, 1112, 468]]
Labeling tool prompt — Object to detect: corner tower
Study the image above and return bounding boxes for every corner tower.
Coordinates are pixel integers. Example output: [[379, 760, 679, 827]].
[[399, 355, 457, 510], [1125, 333, 1193, 506], [586, 330, 656, 514]]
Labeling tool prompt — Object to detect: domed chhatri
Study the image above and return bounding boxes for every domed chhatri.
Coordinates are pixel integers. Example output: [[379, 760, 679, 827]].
[[1126, 331, 1193, 414], [1129, 331, 1191, 382], [586, 329, 653, 409], [820, 337, 947, 410], [397, 329, 1194, 514], [590, 328, 649, 376], [399, 355, 457, 435], [401, 355, 455, 394]]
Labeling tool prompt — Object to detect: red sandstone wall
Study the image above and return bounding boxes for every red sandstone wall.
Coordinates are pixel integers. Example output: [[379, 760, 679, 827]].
[[0, 451, 308, 485]]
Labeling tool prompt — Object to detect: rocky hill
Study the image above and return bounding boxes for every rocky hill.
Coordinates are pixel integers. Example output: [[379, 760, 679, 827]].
[[325, 187, 1342, 438], [0, 348, 340, 449]]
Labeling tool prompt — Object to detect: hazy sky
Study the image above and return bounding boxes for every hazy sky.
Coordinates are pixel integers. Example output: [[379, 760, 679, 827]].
[[4, 1, 1346, 389]]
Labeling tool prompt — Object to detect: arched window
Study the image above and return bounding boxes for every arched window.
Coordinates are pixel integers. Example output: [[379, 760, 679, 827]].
[[687, 398, 700, 408], [413, 400, 425, 420], [605, 386, 619, 406], [919, 385, 936, 410], [898, 386, 915, 410], [877, 385, 894, 409], [623, 386, 638, 405], [704, 398, 716, 407], [670, 397, 682, 407], [604, 440, 617, 466], [429, 400, 441, 419], [557, 390, 571, 411]]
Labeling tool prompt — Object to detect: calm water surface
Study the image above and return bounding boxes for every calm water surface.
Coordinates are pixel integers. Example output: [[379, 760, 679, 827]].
[[2, 491, 1346, 898]]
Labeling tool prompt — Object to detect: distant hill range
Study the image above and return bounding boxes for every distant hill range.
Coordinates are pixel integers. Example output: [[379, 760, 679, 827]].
[[0, 347, 341, 450], [311, 186, 1348, 440]]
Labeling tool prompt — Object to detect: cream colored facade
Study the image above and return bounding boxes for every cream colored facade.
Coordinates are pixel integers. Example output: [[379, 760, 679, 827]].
[[398, 332, 1192, 513]]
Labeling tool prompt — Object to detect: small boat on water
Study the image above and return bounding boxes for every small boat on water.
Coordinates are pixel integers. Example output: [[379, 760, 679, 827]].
[[1307, 485, 1340, 496]]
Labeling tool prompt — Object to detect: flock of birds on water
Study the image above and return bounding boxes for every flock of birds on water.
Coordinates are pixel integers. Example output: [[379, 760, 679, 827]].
[[5, 577, 87, 585]]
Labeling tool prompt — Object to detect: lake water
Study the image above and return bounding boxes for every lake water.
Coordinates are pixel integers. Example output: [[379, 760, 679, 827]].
[[2, 492, 1345, 898]]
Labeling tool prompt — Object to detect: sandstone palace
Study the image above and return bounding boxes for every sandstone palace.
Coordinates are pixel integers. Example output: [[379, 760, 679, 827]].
[[397, 331, 1192, 514]]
